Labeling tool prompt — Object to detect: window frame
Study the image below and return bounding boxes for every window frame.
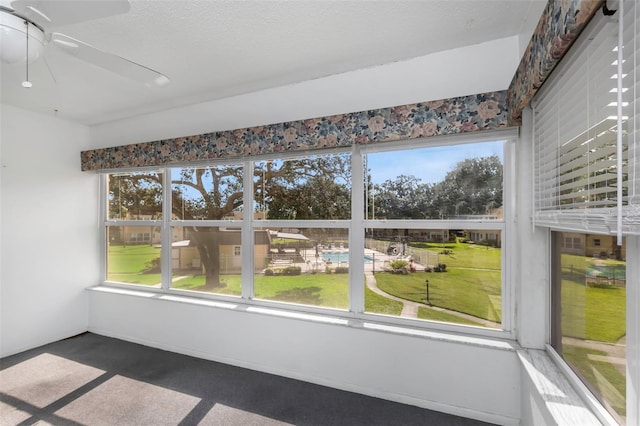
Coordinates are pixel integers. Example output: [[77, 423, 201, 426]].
[[100, 130, 517, 340], [530, 4, 640, 423]]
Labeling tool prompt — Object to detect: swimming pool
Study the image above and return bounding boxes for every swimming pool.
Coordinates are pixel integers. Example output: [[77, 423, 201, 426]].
[[321, 251, 374, 263]]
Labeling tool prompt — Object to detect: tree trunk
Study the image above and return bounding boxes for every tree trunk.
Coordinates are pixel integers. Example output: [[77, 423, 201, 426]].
[[192, 227, 224, 289]]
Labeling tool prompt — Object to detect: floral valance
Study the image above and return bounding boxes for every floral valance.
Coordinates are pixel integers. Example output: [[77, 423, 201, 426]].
[[506, 0, 604, 125], [81, 91, 509, 171]]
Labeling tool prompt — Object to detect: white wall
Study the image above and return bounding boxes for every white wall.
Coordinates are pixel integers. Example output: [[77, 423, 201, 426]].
[[515, 107, 549, 349], [0, 104, 99, 357], [89, 289, 521, 424], [89, 36, 520, 147]]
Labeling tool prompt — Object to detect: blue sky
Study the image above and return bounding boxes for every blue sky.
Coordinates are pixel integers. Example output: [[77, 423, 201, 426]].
[[366, 140, 504, 185]]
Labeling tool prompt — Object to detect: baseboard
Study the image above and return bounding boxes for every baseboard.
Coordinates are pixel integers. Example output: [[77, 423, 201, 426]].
[[1, 327, 89, 358]]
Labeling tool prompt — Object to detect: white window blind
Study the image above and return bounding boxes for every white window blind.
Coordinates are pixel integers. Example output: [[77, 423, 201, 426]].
[[533, 0, 639, 237], [627, 0, 640, 212]]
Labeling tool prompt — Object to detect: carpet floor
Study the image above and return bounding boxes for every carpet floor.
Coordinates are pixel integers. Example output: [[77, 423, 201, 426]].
[[0, 333, 494, 425]]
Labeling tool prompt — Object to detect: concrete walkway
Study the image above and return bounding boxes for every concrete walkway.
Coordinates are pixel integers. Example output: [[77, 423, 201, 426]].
[[151, 275, 189, 288], [562, 336, 627, 375], [364, 271, 501, 328]]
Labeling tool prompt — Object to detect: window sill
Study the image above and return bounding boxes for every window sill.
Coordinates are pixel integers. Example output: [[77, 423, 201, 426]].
[[518, 349, 606, 425], [87, 284, 517, 352]]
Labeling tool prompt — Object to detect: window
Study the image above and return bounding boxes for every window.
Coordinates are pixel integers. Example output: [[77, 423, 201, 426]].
[[107, 226, 162, 285], [253, 155, 351, 220], [255, 227, 350, 309], [168, 226, 243, 296], [102, 136, 512, 335], [362, 142, 505, 328], [363, 227, 502, 327], [551, 232, 627, 423], [532, 4, 639, 423], [106, 171, 163, 286], [573, 237, 582, 249]]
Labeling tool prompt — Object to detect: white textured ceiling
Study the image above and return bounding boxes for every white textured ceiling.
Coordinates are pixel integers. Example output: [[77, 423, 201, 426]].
[[1, 0, 546, 126]]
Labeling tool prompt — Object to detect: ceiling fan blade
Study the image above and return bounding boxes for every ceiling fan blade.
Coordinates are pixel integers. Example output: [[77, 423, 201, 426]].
[[10, 0, 130, 29], [51, 32, 170, 87]]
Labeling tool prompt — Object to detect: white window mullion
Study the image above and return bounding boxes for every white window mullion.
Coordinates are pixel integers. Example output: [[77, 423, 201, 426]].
[[349, 144, 365, 315], [99, 174, 107, 282], [502, 140, 516, 334], [161, 168, 172, 290], [242, 160, 254, 300], [627, 235, 640, 426]]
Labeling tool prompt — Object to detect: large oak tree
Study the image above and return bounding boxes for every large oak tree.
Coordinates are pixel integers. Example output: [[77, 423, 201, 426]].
[[109, 154, 351, 289]]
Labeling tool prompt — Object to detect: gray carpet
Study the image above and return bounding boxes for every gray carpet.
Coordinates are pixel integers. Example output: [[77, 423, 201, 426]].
[[0, 333, 494, 425]]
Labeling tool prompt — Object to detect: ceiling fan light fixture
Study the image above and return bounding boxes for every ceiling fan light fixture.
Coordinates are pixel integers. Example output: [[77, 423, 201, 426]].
[[0, 10, 44, 64]]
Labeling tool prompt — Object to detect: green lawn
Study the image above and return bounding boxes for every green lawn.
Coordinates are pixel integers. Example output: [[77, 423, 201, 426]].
[[559, 254, 626, 343], [410, 241, 501, 270], [557, 253, 626, 421], [365, 286, 403, 316], [560, 280, 626, 343], [173, 274, 242, 295], [174, 273, 350, 309], [417, 307, 485, 326], [106, 242, 503, 324], [563, 344, 626, 419], [107, 244, 162, 285], [255, 273, 349, 308], [374, 268, 501, 323]]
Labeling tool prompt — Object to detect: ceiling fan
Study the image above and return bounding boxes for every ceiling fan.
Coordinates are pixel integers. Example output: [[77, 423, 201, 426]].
[[0, 0, 169, 88]]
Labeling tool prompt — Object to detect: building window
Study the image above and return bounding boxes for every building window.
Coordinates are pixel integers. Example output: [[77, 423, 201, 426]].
[[551, 231, 627, 423], [573, 237, 582, 249], [102, 136, 511, 335]]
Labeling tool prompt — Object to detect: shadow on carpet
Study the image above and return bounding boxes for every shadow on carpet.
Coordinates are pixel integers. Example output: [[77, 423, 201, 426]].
[[0, 333, 494, 425]]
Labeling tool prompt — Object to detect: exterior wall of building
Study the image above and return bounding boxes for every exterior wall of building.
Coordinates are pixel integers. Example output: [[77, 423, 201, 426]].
[[467, 230, 501, 246], [560, 232, 627, 260]]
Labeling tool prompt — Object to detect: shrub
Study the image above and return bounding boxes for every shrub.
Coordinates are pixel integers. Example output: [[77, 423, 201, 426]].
[[334, 266, 349, 274], [434, 263, 447, 272], [264, 268, 275, 276], [390, 259, 409, 274], [282, 266, 302, 276], [390, 259, 408, 269], [143, 257, 161, 273]]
